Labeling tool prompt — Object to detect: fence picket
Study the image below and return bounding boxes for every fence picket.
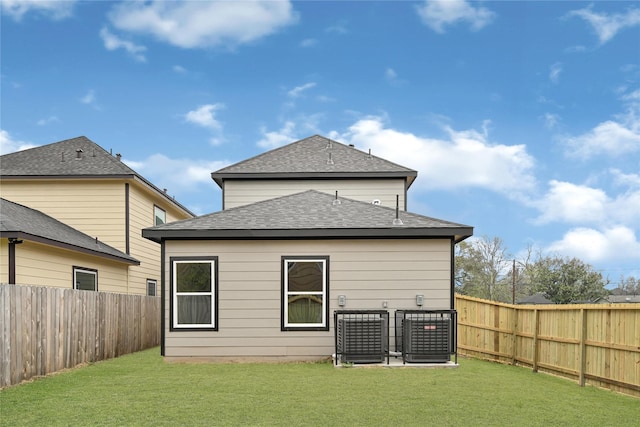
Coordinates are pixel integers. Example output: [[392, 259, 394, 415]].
[[0, 285, 160, 388]]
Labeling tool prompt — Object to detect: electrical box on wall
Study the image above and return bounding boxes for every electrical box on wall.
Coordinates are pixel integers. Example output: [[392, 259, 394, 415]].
[[338, 295, 346, 307], [416, 294, 424, 306]]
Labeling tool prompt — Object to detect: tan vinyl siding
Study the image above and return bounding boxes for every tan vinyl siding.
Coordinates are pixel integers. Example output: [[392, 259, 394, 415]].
[[223, 179, 407, 210], [162, 239, 452, 361], [1, 178, 192, 296], [7, 240, 129, 292], [127, 182, 192, 295], [0, 179, 127, 250]]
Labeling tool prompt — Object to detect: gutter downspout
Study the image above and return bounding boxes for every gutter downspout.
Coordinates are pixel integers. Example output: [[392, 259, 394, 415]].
[[8, 238, 23, 284]]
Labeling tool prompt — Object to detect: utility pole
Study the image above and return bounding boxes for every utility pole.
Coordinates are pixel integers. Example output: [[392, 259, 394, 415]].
[[512, 259, 516, 304]]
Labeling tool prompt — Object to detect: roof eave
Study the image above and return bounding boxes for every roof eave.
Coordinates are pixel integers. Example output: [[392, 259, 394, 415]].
[[0, 231, 140, 265], [142, 226, 473, 243], [210, 171, 418, 188]]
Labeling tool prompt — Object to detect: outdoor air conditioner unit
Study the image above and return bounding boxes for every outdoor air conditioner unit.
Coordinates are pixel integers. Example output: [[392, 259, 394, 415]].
[[337, 317, 386, 364], [403, 317, 451, 363]]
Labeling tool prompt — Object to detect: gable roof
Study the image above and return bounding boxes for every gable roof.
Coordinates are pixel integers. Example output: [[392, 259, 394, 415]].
[[210, 135, 418, 188], [143, 190, 472, 243], [0, 136, 194, 216], [0, 198, 139, 265]]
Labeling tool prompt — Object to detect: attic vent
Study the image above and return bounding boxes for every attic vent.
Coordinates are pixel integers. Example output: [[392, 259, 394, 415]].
[[116, 153, 122, 161], [372, 199, 381, 205], [367, 148, 372, 159], [327, 152, 334, 165], [75, 149, 83, 159], [332, 191, 341, 205], [392, 195, 403, 226]]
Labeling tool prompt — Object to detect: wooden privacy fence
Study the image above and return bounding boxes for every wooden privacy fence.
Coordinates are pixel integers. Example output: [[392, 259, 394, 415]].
[[455, 294, 640, 398], [0, 284, 161, 388]]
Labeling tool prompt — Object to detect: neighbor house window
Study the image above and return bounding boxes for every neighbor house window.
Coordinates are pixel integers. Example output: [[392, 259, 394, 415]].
[[154, 206, 166, 226], [74, 267, 97, 291], [171, 257, 217, 330], [282, 256, 329, 331], [147, 279, 157, 297]]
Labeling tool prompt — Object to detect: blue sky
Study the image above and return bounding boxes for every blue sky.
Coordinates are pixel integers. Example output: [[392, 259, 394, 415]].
[[1, 1, 639, 286]]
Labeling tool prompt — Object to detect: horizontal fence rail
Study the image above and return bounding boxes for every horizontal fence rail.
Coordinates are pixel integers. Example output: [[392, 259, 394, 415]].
[[0, 284, 161, 388], [455, 294, 640, 398]]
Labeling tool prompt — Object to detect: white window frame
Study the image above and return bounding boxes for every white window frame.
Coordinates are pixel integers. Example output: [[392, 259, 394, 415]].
[[154, 205, 166, 226], [171, 257, 217, 330], [282, 257, 329, 331], [147, 279, 157, 297], [73, 267, 97, 291]]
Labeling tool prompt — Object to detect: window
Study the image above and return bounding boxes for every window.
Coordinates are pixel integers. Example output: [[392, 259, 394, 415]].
[[74, 267, 97, 291], [147, 279, 157, 297], [282, 257, 329, 331], [171, 257, 217, 330], [154, 205, 166, 226]]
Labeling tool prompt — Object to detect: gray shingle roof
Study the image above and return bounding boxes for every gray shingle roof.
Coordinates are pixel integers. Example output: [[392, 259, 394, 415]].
[[0, 136, 136, 176], [0, 198, 139, 265], [210, 135, 417, 187], [0, 136, 194, 216], [143, 190, 472, 242]]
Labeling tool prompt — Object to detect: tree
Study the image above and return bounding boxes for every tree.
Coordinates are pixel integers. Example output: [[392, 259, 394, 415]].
[[528, 255, 608, 304], [455, 236, 512, 302], [612, 276, 639, 295]]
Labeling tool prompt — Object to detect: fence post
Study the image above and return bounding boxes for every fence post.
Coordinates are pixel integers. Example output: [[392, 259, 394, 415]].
[[579, 308, 587, 386], [532, 309, 539, 373], [511, 304, 517, 365]]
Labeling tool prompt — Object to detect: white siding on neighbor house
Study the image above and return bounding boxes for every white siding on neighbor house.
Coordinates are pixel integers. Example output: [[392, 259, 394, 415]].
[[1, 240, 130, 292], [162, 239, 452, 361], [223, 179, 407, 210]]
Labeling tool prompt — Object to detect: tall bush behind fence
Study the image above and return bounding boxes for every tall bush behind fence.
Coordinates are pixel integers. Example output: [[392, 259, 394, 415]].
[[0, 284, 160, 388], [455, 294, 640, 398]]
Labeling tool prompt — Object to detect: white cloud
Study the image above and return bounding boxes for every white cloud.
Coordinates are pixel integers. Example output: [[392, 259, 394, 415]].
[[1, 0, 75, 21], [532, 175, 640, 228], [385, 68, 398, 81], [107, 1, 298, 49], [257, 121, 297, 149], [416, 0, 496, 33], [0, 129, 36, 154], [79, 90, 99, 109], [543, 113, 560, 129], [184, 104, 224, 131], [300, 38, 317, 48], [569, 6, 640, 45], [173, 65, 187, 74], [563, 119, 640, 159], [335, 116, 536, 196], [546, 226, 640, 263], [36, 115, 60, 126], [125, 153, 228, 213], [549, 62, 562, 84], [533, 180, 608, 224], [287, 82, 316, 98], [100, 27, 147, 62]]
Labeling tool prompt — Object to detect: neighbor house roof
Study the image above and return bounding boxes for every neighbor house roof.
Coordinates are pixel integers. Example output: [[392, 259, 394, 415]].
[[516, 292, 555, 305], [0, 136, 194, 216], [0, 198, 139, 265], [595, 295, 640, 304], [210, 135, 418, 188], [143, 190, 472, 243]]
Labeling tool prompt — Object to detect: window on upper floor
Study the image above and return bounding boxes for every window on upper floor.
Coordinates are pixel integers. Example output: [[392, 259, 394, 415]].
[[170, 257, 218, 330], [154, 205, 166, 226], [282, 256, 329, 331], [74, 266, 97, 291], [147, 279, 157, 297]]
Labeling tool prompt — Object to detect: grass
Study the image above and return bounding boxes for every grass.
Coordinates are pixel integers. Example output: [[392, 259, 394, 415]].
[[0, 348, 637, 426]]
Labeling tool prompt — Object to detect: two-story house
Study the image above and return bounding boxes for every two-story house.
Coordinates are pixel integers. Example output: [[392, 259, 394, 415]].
[[0, 136, 194, 295], [142, 135, 473, 361]]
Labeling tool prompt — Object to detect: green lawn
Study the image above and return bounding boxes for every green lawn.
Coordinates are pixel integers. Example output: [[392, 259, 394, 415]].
[[0, 348, 637, 426]]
